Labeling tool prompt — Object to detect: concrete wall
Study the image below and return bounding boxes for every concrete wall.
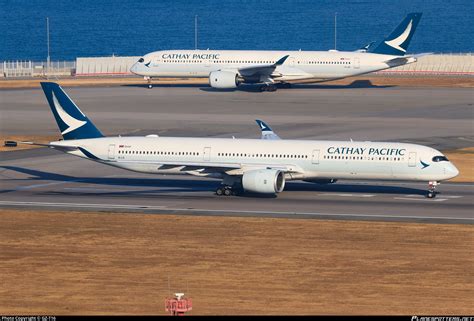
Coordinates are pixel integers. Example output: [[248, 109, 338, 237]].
[[75, 56, 139, 76], [377, 53, 474, 75]]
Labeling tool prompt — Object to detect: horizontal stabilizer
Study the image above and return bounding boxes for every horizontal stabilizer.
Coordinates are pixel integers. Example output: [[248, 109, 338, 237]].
[[18, 141, 78, 152]]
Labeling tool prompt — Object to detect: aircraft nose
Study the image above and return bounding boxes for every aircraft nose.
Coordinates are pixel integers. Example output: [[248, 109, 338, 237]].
[[445, 163, 459, 179]]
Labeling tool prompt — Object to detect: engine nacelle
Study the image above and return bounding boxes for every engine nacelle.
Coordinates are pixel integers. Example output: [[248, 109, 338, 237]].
[[242, 169, 286, 194], [303, 179, 338, 184], [209, 71, 240, 89]]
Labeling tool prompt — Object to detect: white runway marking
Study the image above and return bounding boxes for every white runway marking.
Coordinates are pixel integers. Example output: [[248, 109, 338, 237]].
[[62, 187, 128, 192], [0, 200, 472, 222], [405, 194, 462, 199], [0, 201, 166, 210], [16, 181, 78, 190], [320, 193, 375, 198], [394, 197, 448, 202]]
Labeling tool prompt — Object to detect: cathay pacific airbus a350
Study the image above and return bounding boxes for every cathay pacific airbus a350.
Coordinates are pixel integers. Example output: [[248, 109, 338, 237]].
[[21, 82, 458, 198], [131, 13, 426, 91]]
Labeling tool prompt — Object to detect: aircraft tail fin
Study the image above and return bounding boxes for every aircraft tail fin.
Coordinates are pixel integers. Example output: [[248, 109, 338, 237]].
[[40, 82, 104, 140], [371, 12, 422, 56], [256, 119, 281, 140]]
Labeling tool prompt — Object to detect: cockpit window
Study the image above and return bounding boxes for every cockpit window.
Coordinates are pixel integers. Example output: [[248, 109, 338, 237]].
[[432, 155, 449, 162], [138, 58, 145, 63]]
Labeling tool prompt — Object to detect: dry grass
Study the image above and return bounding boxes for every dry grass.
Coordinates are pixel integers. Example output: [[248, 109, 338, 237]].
[[444, 147, 474, 182], [0, 76, 473, 89], [0, 209, 472, 315]]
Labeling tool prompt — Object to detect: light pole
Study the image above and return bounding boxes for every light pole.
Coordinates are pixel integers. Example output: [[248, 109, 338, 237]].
[[46, 17, 50, 78], [194, 15, 198, 50]]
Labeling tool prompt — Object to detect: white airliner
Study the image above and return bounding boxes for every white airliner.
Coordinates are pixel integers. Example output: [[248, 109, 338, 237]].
[[131, 13, 425, 91], [22, 82, 458, 198]]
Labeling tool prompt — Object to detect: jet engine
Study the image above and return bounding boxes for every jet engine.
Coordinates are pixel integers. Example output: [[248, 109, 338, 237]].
[[209, 71, 240, 89], [242, 169, 286, 194]]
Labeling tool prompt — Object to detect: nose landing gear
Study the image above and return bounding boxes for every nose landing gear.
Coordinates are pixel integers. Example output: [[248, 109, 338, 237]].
[[145, 76, 152, 89], [426, 181, 438, 198]]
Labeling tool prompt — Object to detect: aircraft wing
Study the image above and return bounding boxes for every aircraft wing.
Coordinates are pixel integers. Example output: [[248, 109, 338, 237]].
[[238, 55, 289, 77], [114, 159, 302, 175], [117, 160, 241, 172]]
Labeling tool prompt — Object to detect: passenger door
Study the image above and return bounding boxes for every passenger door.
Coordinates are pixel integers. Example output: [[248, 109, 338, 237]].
[[108, 144, 115, 160], [203, 147, 211, 161], [408, 152, 417, 167], [353, 57, 360, 69], [311, 149, 320, 165]]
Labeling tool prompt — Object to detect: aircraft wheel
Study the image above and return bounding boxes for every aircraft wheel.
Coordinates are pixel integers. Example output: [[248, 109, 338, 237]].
[[426, 191, 436, 198], [216, 188, 224, 196], [224, 188, 232, 196], [148, 84, 153, 89]]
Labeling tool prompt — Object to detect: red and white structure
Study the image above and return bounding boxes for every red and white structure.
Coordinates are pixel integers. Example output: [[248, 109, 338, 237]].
[[165, 293, 193, 316]]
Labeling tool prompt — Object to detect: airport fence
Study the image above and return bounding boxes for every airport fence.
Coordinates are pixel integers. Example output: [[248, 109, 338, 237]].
[[1, 60, 76, 78], [1, 54, 473, 78]]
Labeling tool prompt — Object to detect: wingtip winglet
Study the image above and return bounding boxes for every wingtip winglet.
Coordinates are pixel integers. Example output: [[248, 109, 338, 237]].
[[275, 55, 289, 66]]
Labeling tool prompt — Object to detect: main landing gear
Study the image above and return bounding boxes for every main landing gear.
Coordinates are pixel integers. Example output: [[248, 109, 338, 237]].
[[426, 181, 439, 198], [216, 186, 233, 196], [215, 184, 243, 196]]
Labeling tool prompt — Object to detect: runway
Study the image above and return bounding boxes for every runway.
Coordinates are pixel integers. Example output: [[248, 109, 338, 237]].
[[1, 85, 473, 223], [1, 148, 472, 224]]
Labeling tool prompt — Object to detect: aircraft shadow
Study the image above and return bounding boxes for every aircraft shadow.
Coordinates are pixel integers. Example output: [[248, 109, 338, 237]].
[[121, 83, 204, 89], [121, 80, 393, 92], [1, 166, 427, 197], [285, 182, 425, 195], [294, 79, 395, 89], [200, 80, 394, 92]]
